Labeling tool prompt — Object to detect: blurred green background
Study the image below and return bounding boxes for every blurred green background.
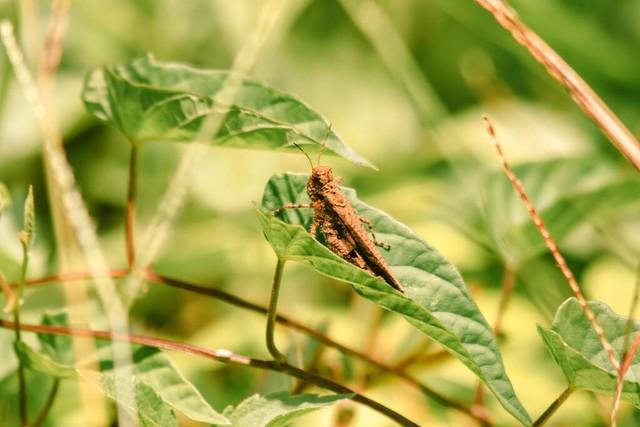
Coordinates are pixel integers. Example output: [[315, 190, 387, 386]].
[[0, 0, 639, 426]]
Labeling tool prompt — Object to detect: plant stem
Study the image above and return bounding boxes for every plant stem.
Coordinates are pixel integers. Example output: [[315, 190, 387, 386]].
[[266, 259, 287, 362], [18, 268, 484, 422], [12, 238, 31, 427], [0, 319, 419, 427], [532, 387, 573, 427], [125, 145, 138, 271], [31, 379, 59, 427]]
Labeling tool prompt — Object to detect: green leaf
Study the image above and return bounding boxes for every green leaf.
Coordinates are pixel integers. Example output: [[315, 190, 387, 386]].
[[257, 173, 531, 426], [20, 185, 35, 248], [31, 312, 230, 425], [37, 312, 74, 365], [15, 341, 76, 379], [218, 392, 350, 427], [0, 183, 10, 212], [538, 298, 640, 405], [16, 341, 178, 426], [480, 158, 640, 266], [82, 54, 374, 168], [128, 346, 230, 425]]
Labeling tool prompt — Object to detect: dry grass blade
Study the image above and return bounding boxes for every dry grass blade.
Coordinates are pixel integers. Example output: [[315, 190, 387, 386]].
[[474, 0, 640, 170], [483, 115, 620, 372], [1, 18, 134, 425]]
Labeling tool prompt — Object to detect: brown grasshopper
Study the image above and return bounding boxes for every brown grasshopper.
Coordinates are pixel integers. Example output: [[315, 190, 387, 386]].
[[275, 136, 405, 294]]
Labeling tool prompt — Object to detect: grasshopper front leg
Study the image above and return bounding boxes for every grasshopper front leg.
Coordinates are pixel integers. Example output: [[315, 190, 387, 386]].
[[359, 217, 391, 250], [271, 203, 312, 215]]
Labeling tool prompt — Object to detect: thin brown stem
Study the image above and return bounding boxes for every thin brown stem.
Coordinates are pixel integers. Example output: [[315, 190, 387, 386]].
[[31, 379, 60, 427], [18, 268, 484, 422], [532, 387, 573, 427], [14, 269, 130, 288], [612, 263, 640, 426], [474, 0, 640, 170], [0, 319, 419, 427], [125, 146, 138, 271], [0, 271, 16, 313], [484, 116, 620, 372]]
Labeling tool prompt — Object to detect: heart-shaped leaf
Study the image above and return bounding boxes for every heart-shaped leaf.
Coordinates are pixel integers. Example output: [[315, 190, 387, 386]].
[[217, 392, 350, 427], [82, 54, 374, 168], [538, 298, 640, 404], [257, 173, 531, 426]]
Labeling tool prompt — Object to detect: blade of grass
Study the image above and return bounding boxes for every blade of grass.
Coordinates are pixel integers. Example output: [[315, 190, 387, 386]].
[[484, 115, 619, 372], [474, 0, 640, 170]]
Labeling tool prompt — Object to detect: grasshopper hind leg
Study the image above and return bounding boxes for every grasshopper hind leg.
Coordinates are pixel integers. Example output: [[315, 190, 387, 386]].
[[359, 217, 391, 251]]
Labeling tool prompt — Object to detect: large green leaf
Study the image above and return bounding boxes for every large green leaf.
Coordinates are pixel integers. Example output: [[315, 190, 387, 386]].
[[479, 158, 640, 266], [218, 392, 349, 427], [16, 341, 178, 426], [31, 312, 230, 425], [82, 54, 373, 168], [538, 298, 640, 404], [257, 173, 531, 426]]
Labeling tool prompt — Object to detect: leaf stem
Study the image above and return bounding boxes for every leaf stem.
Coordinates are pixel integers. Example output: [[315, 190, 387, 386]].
[[0, 319, 419, 427], [31, 379, 59, 427], [125, 145, 138, 271], [14, 235, 31, 426], [532, 387, 573, 427], [266, 259, 287, 362]]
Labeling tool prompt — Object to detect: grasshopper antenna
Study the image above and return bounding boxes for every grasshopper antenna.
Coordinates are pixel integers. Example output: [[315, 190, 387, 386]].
[[316, 123, 332, 167], [292, 142, 314, 169]]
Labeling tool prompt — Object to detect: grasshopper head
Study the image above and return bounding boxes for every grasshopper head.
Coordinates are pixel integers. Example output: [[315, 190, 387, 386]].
[[307, 165, 334, 199]]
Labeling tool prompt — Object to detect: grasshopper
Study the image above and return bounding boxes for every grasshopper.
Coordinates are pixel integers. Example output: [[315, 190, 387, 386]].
[[275, 135, 405, 294]]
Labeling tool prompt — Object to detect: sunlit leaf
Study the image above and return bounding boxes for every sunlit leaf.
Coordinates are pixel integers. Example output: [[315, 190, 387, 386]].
[[15, 342, 177, 426], [257, 173, 531, 426], [29, 313, 230, 425], [538, 298, 640, 405], [82, 54, 374, 168], [127, 346, 230, 425], [217, 392, 350, 427]]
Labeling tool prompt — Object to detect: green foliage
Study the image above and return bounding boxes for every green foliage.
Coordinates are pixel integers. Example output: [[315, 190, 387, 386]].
[[538, 298, 640, 405], [480, 159, 640, 266], [258, 173, 531, 425], [18, 312, 230, 426], [82, 54, 373, 168], [218, 392, 350, 427]]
